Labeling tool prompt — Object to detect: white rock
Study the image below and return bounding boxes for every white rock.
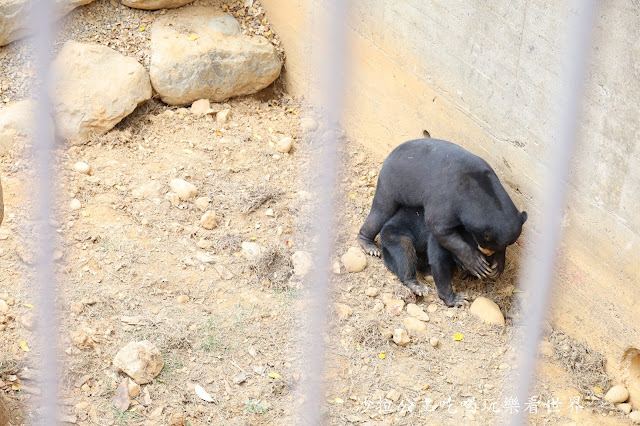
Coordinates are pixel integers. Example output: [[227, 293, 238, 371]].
[[386, 389, 401, 403], [0, 299, 8, 313], [170, 179, 197, 200], [341, 247, 367, 273], [73, 161, 91, 175], [538, 341, 554, 357], [332, 261, 341, 274], [469, 297, 505, 326], [112, 341, 164, 385], [429, 337, 439, 348], [200, 211, 217, 230], [241, 242, 264, 259], [150, 8, 281, 105], [618, 403, 632, 415], [121, 0, 193, 10], [335, 303, 353, 320], [52, 41, 152, 145], [392, 329, 410, 346], [195, 252, 214, 263], [291, 251, 313, 277], [190, 99, 213, 116], [427, 304, 438, 313], [300, 117, 318, 132], [372, 302, 384, 313], [195, 197, 211, 211], [176, 295, 189, 304], [604, 385, 629, 404], [0, 0, 94, 46], [403, 317, 427, 334], [630, 411, 640, 424], [0, 100, 50, 156], [385, 299, 405, 315], [69, 199, 82, 210], [406, 304, 429, 322], [276, 137, 293, 153], [364, 287, 379, 297], [216, 109, 231, 123]]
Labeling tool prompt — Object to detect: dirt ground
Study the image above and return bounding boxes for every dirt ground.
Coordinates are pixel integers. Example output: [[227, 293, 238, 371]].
[[0, 0, 635, 425]]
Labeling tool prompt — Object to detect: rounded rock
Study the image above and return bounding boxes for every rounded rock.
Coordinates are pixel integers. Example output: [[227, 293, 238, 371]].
[[112, 340, 164, 385], [403, 317, 427, 334], [406, 304, 429, 322], [429, 337, 439, 348], [291, 251, 314, 277], [604, 385, 629, 404], [0, 299, 8, 313], [365, 287, 379, 297], [300, 117, 318, 132], [200, 211, 217, 230], [341, 247, 367, 273], [276, 137, 294, 153], [392, 329, 410, 346], [70, 198, 82, 210], [176, 295, 189, 304], [469, 297, 505, 326], [630, 411, 640, 424], [73, 161, 91, 175], [170, 178, 198, 200]]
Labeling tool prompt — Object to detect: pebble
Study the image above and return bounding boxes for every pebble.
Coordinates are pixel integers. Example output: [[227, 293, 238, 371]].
[[630, 411, 640, 424], [365, 287, 379, 297], [381, 293, 393, 303], [300, 117, 318, 132], [276, 137, 293, 153], [70, 199, 82, 210], [241, 242, 264, 259], [604, 385, 629, 404], [195, 197, 211, 211], [176, 295, 189, 304], [386, 389, 401, 402], [75, 401, 89, 412], [0, 299, 8, 313], [341, 247, 367, 272], [406, 304, 429, 322], [128, 380, 140, 398], [217, 109, 231, 123], [372, 303, 384, 313], [190, 99, 213, 116], [392, 329, 410, 346], [170, 178, 198, 200], [498, 363, 510, 370], [403, 317, 427, 333], [429, 337, 439, 348], [332, 261, 341, 274], [291, 251, 314, 277], [538, 341, 554, 357], [335, 303, 353, 320], [469, 297, 505, 326], [385, 299, 405, 315], [618, 403, 632, 415], [73, 161, 91, 175], [427, 304, 438, 313], [197, 239, 214, 249], [200, 211, 217, 230]]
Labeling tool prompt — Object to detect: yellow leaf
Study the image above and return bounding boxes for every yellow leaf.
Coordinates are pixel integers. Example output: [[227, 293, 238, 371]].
[[334, 398, 344, 404], [356, 343, 361, 351], [182, 149, 193, 155], [139, 26, 146, 31], [250, 237, 257, 241], [349, 194, 356, 199], [453, 333, 464, 341], [378, 353, 386, 359], [268, 372, 281, 379], [268, 127, 274, 133], [23, 303, 34, 308], [19, 341, 30, 352], [593, 386, 602, 394], [11, 383, 20, 391], [289, 109, 298, 115], [188, 35, 198, 41], [254, 134, 262, 140]]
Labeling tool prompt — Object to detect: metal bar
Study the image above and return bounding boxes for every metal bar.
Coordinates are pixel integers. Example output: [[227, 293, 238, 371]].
[[510, 1, 597, 425]]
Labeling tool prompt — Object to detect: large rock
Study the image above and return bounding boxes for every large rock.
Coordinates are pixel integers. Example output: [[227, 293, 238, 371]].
[[469, 297, 505, 326], [121, 0, 192, 9], [150, 8, 281, 105], [51, 41, 152, 145], [113, 341, 163, 385], [0, 100, 39, 156], [0, 0, 94, 46]]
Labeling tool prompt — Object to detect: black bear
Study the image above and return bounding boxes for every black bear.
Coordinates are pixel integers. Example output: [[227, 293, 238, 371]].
[[359, 138, 527, 307]]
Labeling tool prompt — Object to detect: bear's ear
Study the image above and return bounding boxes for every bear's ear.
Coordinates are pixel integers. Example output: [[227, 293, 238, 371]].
[[520, 211, 528, 225]]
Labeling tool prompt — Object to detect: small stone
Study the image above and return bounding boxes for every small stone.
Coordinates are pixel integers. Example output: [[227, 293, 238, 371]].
[[112, 341, 164, 385], [241, 242, 264, 259], [604, 385, 629, 404], [141, 218, 149, 226], [406, 304, 429, 322], [70, 199, 82, 210], [498, 363, 510, 370], [291, 251, 313, 277], [469, 297, 505, 326], [264, 208, 274, 216], [166, 192, 180, 207], [20, 313, 35, 330], [176, 295, 189, 304], [70, 302, 84, 314], [195, 197, 211, 211], [332, 261, 341, 274], [233, 371, 248, 385], [538, 341, 554, 357], [484, 384, 495, 390], [335, 303, 353, 320], [427, 304, 438, 313], [618, 403, 632, 415], [372, 303, 384, 313], [200, 211, 217, 229], [196, 239, 213, 250], [0, 299, 8, 313], [392, 329, 410, 346], [385, 299, 405, 315], [170, 179, 197, 200], [403, 317, 427, 334], [630, 411, 640, 424], [190, 99, 212, 116], [381, 293, 393, 304], [128, 380, 140, 398], [300, 117, 318, 132], [73, 162, 91, 175], [365, 287, 379, 297], [429, 337, 439, 348], [168, 411, 186, 426], [386, 389, 401, 403], [75, 401, 89, 412], [341, 247, 367, 273], [195, 252, 214, 263], [216, 109, 230, 123], [276, 137, 293, 153]]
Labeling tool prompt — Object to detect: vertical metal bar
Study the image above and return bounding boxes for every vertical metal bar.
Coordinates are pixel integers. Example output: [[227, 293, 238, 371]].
[[510, 1, 597, 425], [31, 0, 59, 423], [298, 0, 350, 424]]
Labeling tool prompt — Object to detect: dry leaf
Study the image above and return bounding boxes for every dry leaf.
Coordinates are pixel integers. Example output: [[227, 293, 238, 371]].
[[195, 384, 214, 402], [23, 303, 34, 308], [188, 35, 198, 41], [268, 372, 281, 379], [113, 377, 130, 412]]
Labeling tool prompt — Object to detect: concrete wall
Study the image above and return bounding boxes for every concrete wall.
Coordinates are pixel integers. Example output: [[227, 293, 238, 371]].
[[262, 0, 640, 399]]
